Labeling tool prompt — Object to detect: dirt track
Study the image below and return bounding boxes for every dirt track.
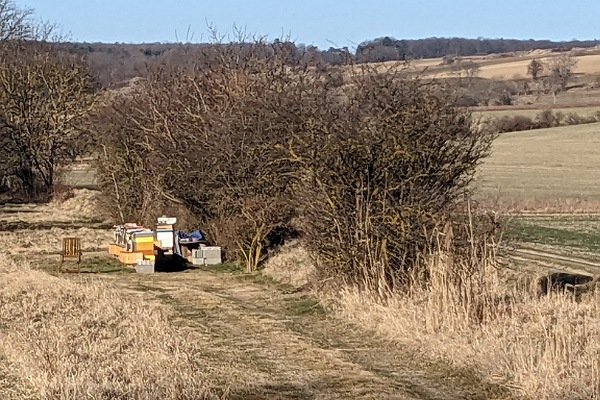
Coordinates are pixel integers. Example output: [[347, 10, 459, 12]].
[[505, 246, 600, 277], [92, 269, 509, 400]]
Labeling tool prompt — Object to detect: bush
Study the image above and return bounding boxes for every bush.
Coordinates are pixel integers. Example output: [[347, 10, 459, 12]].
[[492, 115, 536, 133], [94, 46, 494, 286], [535, 109, 562, 128], [288, 67, 495, 291], [94, 44, 309, 271]]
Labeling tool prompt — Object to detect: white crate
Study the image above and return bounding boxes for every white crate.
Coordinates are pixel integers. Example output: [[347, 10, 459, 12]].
[[156, 231, 174, 249], [192, 249, 203, 259]]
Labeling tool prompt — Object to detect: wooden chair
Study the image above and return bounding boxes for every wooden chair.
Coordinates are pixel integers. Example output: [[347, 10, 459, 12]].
[[59, 237, 82, 272]]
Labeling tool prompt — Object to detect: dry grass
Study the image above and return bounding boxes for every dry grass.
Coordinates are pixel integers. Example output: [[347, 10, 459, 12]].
[[48, 189, 104, 221], [0, 228, 112, 257], [327, 253, 600, 400], [0, 258, 217, 400], [477, 198, 600, 215], [264, 243, 600, 399], [0, 189, 105, 225], [0, 189, 112, 258], [262, 240, 316, 288]]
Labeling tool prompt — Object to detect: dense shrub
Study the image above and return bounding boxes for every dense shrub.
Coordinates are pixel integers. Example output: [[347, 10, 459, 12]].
[[94, 45, 311, 271], [489, 109, 599, 134], [288, 67, 494, 290], [95, 48, 494, 285], [492, 115, 537, 133]]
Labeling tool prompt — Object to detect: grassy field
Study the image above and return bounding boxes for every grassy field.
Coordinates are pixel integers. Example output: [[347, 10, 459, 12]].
[[504, 214, 600, 275], [406, 51, 600, 80], [1, 189, 598, 399], [474, 105, 600, 120], [475, 122, 600, 210]]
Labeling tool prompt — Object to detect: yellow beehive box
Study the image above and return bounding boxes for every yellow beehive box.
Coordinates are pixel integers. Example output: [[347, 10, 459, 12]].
[[119, 251, 144, 265], [135, 236, 155, 244], [133, 242, 155, 252], [144, 255, 156, 261]]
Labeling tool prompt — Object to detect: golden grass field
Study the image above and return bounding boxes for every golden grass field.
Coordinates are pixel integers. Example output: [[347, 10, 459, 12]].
[[1, 194, 513, 400], [406, 49, 600, 80]]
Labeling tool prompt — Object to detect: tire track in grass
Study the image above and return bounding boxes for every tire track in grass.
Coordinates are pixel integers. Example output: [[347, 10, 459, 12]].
[[99, 270, 513, 400]]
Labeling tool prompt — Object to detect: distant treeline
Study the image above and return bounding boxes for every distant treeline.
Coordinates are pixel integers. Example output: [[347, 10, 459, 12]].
[[355, 37, 600, 62], [59, 37, 600, 87]]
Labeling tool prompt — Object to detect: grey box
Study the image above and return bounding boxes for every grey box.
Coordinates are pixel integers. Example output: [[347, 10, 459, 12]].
[[192, 246, 222, 266], [135, 261, 155, 274]]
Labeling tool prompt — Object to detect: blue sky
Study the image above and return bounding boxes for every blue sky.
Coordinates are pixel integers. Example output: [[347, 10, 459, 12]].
[[16, 0, 600, 49]]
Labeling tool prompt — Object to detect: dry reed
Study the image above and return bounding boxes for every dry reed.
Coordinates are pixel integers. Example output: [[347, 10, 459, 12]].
[[328, 251, 600, 399]]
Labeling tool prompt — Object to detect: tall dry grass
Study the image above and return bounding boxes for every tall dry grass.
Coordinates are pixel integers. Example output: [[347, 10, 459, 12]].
[[0, 228, 112, 258], [329, 250, 600, 399], [262, 240, 316, 289], [0, 259, 217, 400]]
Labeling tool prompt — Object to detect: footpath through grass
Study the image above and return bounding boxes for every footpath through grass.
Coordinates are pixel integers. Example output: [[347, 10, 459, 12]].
[[94, 264, 512, 400]]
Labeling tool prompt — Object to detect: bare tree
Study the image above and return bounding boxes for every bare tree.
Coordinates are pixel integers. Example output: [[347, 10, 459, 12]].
[[546, 54, 578, 102], [527, 58, 544, 81], [0, 43, 96, 197], [460, 60, 480, 86], [0, 0, 32, 42]]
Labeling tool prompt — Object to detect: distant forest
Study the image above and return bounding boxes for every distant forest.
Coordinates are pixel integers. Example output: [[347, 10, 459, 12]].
[[61, 37, 600, 88]]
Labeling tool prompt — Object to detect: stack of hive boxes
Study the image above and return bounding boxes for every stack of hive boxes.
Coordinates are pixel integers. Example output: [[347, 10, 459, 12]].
[[156, 217, 176, 252], [128, 230, 155, 261], [109, 223, 156, 266]]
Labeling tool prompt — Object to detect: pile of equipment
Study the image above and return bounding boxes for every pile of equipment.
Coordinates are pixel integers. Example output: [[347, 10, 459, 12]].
[[108, 216, 222, 272]]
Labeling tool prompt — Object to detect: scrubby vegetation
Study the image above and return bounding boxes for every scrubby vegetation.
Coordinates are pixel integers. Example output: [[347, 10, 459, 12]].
[[1, 1, 599, 399], [94, 43, 494, 282], [486, 109, 600, 133]]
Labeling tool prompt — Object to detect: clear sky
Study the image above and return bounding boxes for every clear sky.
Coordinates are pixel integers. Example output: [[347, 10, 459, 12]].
[[15, 0, 600, 49]]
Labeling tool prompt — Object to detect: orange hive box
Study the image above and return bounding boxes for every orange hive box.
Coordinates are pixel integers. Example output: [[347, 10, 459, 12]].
[[119, 251, 144, 265]]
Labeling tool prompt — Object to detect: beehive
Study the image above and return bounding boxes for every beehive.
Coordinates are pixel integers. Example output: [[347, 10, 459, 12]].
[[119, 251, 144, 265], [131, 232, 155, 256], [109, 244, 125, 257]]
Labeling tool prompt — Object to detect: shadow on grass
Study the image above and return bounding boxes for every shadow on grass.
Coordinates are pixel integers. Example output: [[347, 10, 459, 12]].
[[57, 256, 134, 274], [0, 220, 112, 232], [228, 383, 316, 400]]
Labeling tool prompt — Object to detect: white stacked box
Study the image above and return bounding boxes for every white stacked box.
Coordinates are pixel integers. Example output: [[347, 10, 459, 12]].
[[192, 247, 222, 266]]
